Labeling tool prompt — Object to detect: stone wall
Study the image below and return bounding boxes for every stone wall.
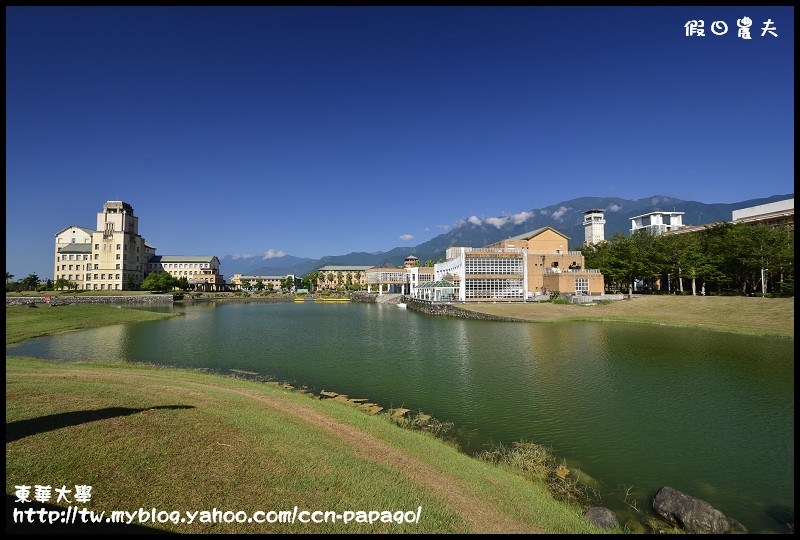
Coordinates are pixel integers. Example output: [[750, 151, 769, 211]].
[[6, 295, 174, 307], [350, 292, 377, 303], [407, 299, 522, 321]]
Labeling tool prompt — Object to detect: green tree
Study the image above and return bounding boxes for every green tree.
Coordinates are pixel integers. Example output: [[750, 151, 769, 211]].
[[54, 277, 71, 291], [21, 273, 40, 291], [241, 279, 251, 291], [255, 279, 265, 292], [6, 272, 13, 285], [141, 272, 177, 292]]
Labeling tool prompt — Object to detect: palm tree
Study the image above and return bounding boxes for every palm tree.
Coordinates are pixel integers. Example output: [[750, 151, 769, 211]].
[[6, 272, 14, 285]]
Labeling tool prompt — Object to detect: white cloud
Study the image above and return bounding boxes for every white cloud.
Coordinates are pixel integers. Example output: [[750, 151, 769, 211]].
[[511, 211, 534, 225], [436, 224, 451, 231], [485, 216, 509, 229], [399, 234, 414, 241], [262, 249, 286, 260], [231, 253, 253, 260], [551, 206, 570, 221], [468, 215, 483, 226], [607, 204, 622, 212]]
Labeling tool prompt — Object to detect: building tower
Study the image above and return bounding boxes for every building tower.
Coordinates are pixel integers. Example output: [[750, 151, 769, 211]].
[[92, 201, 147, 290], [55, 200, 150, 291], [583, 209, 605, 245]]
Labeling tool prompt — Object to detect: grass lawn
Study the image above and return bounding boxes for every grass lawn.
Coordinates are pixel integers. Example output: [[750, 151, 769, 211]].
[[6, 305, 612, 534], [457, 295, 794, 338]]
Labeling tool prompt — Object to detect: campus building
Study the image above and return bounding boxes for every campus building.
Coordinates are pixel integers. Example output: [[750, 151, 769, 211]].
[[583, 209, 606, 245], [316, 265, 372, 290], [148, 256, 225, 292], [54, 200, 224, 291], [54, 201, 148, 291], [731, 198, 793, 228], [629, 211, 684, 236], [424, 227, 605, 302], [229, 274, 301, 292]]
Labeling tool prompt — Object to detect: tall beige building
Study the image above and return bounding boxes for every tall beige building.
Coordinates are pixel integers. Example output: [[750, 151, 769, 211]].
[[54, 201, 148, 290]]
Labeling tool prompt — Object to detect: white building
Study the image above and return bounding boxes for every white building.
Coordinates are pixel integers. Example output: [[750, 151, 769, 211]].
[[731, 198, 794, 227], [629, 211, 684, 236], [583, 209, 606, 245]]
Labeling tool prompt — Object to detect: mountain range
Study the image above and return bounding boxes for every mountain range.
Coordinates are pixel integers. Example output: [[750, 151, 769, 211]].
[[220, 193, 794, 278]]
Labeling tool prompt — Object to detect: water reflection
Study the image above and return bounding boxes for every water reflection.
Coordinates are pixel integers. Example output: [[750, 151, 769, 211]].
[[6, 303, 794, 533]]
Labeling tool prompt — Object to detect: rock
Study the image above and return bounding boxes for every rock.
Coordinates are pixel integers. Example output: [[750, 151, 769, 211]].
[[583, 506, 618, 529], [652, 486, 745, 534]]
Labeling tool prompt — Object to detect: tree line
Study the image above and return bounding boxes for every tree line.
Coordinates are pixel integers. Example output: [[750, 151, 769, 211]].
[[580, 222, 793, 296]]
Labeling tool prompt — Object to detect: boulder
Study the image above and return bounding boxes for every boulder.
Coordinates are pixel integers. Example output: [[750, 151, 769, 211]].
[[653, 486, 745, 534], [583, 506, 619, 529]]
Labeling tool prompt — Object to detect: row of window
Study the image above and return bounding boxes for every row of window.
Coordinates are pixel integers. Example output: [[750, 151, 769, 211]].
[[464, 278, 525, 299], [464, 258, 524, 274], [149, 263, 211, 269], [57, 254, 90, 261], [59, 273, 122, 281]]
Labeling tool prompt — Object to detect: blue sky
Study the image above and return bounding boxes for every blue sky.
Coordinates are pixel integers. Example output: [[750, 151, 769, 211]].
[[6, 6, 794, 280]]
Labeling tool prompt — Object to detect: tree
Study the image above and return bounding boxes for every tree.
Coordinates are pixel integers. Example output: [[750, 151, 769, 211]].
[[241, 279, 251, 291], [140, 272, 177, 292], [327, 273, 335, 287], [6, 272, 13, 285], [21, 273, 40, 291], [54, 277, 71, 291], [255, 279, 265, 292]]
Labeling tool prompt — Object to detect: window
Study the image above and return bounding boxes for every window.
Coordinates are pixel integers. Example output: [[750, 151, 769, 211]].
[[69, 254, 74, 261], [116, 274, 120, 280], [68, 274, 73, 280], [86, 274, 91, 281], [116, 244, 121, 250], [116, 264, 120, 270], [94, 254, 99, 260], [84, 255, 89, 260], [116, 254, 121, 260], [575, 278, 589, 295], [95, 244, 99, 249], [95, 264, 99, 270], [94, 274, 98, 280], [101, 274, 106, 279]]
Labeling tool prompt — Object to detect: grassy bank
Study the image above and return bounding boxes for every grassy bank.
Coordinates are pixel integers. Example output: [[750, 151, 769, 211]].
[[6, 305, 610, 533], [456, 295, 794, 338], [5, 304, 176, 347]]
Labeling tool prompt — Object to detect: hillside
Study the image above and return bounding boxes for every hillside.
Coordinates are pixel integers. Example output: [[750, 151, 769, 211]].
[[223, 193, 793, 276]]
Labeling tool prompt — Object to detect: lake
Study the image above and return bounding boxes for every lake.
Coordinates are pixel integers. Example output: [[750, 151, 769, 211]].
[[7, 301, 794, 533]]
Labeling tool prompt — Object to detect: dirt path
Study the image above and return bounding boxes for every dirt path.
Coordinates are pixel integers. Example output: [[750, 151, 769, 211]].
[[186, 379, 543, 534]]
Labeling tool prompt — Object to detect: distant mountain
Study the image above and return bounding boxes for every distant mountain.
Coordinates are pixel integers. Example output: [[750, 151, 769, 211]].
[[219, 253, 315, 277], [222, 193, 793, 277]]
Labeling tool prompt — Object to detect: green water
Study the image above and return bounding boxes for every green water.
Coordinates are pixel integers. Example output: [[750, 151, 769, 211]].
[[7, 302, 794, 533]]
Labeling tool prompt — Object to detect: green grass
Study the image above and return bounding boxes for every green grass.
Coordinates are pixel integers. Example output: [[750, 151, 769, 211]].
[[457, 295, 794, 338], [5, 305, 176, 346], [6, 305, 613, 534]]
